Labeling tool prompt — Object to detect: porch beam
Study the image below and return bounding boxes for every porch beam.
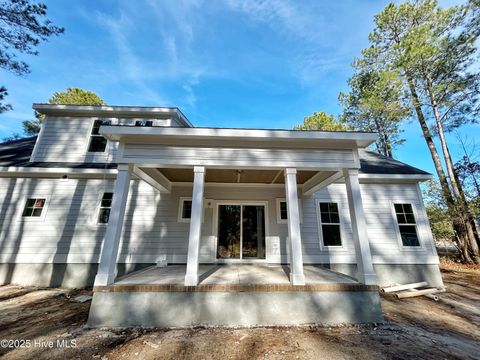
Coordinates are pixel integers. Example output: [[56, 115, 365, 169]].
[[284, 168, 305, 285], [184, 166, 206, 286], [343, 168, 377, 285], [94, 164, 132, 286], [133, 166, 171, 193], [302, 170, 343, 196]]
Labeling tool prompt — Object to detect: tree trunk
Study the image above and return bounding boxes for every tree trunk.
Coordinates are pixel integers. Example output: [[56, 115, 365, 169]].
[[424, 76, 480, 263], [406, 78, 454, 204], [373, 117, 393, 157], [384, 128, 393, 158], [405, 77, 477, 263]]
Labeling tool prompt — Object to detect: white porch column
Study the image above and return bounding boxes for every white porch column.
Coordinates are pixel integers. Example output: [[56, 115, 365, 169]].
[[184, 166, 206, 286], [94, 164, 132, 286], [343, 169, 377, 285], [284, 168, 305, 285]]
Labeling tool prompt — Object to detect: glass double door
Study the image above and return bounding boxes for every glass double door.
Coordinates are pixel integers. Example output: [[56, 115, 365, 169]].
[[217, 204, 266, 259]]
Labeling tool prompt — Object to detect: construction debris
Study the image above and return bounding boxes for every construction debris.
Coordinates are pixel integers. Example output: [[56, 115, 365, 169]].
[[396, 287, 445, 299], [381, 282, 428, 293], [72, 295, 93, 303], [409, 287, 441, 301], [381, 282, 445, 300]]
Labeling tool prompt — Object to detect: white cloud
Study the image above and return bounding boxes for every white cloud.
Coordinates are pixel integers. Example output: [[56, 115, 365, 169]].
[[226, 0, 352, 83], [94, 0, 207, 107]]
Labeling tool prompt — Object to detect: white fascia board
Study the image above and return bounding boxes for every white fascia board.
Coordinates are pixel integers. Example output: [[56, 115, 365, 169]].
[[99, 126, 378, 147], [358, 173, 432, 182], [0, 166, 117, 178], [32, 103, 193, 127]]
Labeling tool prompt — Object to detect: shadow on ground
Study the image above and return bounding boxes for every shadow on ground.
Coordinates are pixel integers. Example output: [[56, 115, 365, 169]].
[[0, 264, 478, 360]]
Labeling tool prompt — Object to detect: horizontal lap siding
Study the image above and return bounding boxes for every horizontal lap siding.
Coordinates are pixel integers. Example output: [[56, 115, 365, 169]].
[[301, 183, 437, 264], [0, 177, 437, 265], [122, 145, 356, 169], [360, 183, 436, 260], [0, 177, 112, 263], [32, 117, 118, 162]]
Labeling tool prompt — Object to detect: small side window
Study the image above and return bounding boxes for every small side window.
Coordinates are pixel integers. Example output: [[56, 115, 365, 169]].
[[279, 201, 288, 220], [178, 198, 192, 222], [276, 198, 302, 224], [394, 203, 420, 247], [319, 202, 342, 247], [135, 120, 153, 127], [22, 198, 46, 217], [98, 192, 113, 224], [88, 119, 111, 152]]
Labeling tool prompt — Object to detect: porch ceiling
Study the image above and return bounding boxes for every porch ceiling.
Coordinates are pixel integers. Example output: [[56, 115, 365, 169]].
[[158, 168, 327, 184]]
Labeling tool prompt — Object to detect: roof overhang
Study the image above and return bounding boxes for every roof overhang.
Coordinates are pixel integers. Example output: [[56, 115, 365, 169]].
[[99, 126, 378, 148], [32, 104, 193, 127], [0, 166, 431, 183]]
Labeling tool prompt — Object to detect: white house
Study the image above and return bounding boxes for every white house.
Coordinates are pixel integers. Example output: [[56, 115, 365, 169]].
[[0, 104, 443, 326]]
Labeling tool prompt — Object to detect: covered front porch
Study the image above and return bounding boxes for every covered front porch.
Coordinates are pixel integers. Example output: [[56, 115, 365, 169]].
[[87, 126, 385, 327], [92, 126, 380, 290]]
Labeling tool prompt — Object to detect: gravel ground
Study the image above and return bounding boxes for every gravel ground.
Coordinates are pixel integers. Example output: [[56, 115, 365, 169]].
[[0, 261, 478, 360]]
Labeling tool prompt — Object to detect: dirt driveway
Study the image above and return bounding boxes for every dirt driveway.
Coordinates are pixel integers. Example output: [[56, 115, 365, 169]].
[[0, 261, 478, 360]]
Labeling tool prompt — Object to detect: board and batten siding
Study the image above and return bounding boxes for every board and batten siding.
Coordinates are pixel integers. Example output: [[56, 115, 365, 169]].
[[30, 116, 177, 163], [0, 177, 438, 266]]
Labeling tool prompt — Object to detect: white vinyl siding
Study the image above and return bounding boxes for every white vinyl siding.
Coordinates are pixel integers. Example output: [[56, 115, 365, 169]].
[[0, 177, 438, 266], [30, 116, 179, 163]]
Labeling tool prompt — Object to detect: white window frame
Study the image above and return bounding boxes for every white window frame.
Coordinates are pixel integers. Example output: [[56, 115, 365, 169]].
[[177, 197, 193, 223], [135, 119, 154, 127], [18, 195, 50, 222], [315, 199, 345, 250], [276, 198, 302, 224], [391, 202, 423, 250], [85, 118, 113, 154], [96, 191, 114, 226]]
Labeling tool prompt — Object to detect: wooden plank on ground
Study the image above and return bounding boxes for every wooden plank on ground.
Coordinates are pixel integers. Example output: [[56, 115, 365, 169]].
[[381, 282, 428, 293]]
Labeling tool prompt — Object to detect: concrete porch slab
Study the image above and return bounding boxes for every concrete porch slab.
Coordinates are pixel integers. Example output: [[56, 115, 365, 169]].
[[112, 264, 358, 286], [87, 264, 382, 327]]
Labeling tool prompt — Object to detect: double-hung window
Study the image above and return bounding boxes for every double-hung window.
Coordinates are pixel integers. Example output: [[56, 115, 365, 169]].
[[88, 120, 111, 152], [394, 203, 420, 247], [98, 192, 113, 224], [319, 202, 342, 247]]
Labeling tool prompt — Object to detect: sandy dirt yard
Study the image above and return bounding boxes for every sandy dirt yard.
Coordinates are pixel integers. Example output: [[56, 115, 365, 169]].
[[0, 261, 478, 360]]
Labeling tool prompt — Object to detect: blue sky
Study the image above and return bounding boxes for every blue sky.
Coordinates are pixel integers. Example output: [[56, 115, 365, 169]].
[[0, 0, 477, 175]]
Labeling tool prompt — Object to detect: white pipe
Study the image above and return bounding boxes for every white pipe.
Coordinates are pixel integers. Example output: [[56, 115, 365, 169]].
[[381, 281, 428, 293]]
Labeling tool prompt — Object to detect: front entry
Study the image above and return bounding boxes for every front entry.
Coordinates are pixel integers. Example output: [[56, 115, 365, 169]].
[[217, 204, 266, 259]]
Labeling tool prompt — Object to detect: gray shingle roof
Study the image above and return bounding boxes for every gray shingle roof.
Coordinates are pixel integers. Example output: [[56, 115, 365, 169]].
[[0, 136, 37, 167], [358, 149, 430, 175], [0, 136, 430, 176]]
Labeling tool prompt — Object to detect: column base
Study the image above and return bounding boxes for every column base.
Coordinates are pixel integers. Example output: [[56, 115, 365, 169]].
[[290, 272, 306, 286], [94, 272, 117, 287], [184, 273, 199, 286], [357, 272, 377, 285]]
